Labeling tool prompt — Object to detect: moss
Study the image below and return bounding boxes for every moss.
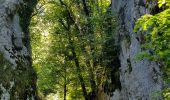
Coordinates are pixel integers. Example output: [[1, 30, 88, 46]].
[[124, 34, 131, 49], [18, 0, 38, 48], [127, 58, 132, 73], [0, 53, 13, 86], [0, 53, 12, 67], [15, 0, 38, 98], [0, 52, 36, 98]]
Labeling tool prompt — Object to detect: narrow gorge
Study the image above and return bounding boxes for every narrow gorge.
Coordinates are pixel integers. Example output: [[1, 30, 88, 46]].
[[0, 0, 169, 100]]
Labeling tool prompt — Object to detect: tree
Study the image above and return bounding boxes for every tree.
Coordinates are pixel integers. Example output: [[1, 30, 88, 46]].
[[31, 0, 117, 99], [0, 0, 38, 99]]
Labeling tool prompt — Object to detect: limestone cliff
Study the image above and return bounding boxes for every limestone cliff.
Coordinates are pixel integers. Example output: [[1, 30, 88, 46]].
[[101, 0, 164, 100], [0, 0, 37, 99]]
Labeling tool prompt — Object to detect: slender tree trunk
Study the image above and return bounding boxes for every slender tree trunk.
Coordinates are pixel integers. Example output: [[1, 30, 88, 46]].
[[64, 61, 67, 100], [67, 32, 88, 100], [0, 0, 38, 99], [64, 83, 67, 100], [81, 0, 97, 97], [84, 53, 96, 99], [58, 1, 90, 99]]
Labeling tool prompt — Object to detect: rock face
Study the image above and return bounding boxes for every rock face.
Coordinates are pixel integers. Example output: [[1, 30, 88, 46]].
[[108, 0, 163, 100], [0, 0, 37, 99]]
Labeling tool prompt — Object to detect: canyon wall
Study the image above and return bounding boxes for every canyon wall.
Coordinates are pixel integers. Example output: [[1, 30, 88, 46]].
[[0, 0, 37, 99], [103, 0, 164, 99]]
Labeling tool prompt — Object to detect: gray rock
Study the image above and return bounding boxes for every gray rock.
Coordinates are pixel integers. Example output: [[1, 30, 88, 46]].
[[109, 0, 163, 99], [0, 0, 37, 99]]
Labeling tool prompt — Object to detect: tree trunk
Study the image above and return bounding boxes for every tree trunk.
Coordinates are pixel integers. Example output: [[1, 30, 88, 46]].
[[64, 61, 67, 100], [64, 83, 66, 100], [56, 2, 88, 98], [0, 0, 37, 99], [68, 33, 88, 100], [81, 0, 97, 97]]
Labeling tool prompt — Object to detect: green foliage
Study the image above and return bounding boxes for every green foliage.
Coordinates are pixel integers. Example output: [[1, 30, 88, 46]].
[[163, 88, 170, 99], [134, 0, 170, 98], [134, 9, 170, 70], [31, 0, 118, 99], [18, 0, 38, 48], [158, 0, 170, 7]]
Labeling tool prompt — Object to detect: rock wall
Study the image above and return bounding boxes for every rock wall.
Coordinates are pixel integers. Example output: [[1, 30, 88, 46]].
[[108, 0, 163, 100], [0, 0, 37, 99]]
